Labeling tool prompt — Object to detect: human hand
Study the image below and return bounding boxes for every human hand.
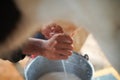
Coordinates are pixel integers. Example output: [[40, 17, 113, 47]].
[[41, 23, 64, 39], [23, 33, 73, 60], [41, 33, 73, 60]]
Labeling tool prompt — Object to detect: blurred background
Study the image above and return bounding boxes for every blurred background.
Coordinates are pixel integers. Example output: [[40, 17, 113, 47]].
[[0, 21, 120, 80], [1, 0, 120, 79]]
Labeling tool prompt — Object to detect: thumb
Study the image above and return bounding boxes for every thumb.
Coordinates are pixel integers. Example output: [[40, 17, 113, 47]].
[[48, 38, 57, 49], [51, 40, 57, 48]]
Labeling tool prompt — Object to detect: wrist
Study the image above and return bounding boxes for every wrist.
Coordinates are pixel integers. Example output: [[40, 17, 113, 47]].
[[22, 38, 46, 57]]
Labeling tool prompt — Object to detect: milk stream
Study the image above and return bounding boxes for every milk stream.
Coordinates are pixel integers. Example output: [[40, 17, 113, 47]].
[[61, 60, 68, 80]]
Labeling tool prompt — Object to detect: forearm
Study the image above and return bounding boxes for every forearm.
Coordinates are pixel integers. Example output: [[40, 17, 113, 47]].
[[22, 38, 45, 56], [0, 33, 46, 62]]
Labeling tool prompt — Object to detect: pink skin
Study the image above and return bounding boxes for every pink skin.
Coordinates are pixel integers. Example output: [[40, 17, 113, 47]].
[[41, 23, 64, 39], [23, 23, 73, 60]]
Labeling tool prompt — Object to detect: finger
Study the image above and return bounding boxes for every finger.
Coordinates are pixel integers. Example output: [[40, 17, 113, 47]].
[[53, 54, 68, 60], [44, 52, 69, 60], [55, 49, 72, 56], [55, 43, 73, 50], [50, 24, 64, 33], [48, 39, 57, 49], [51, 40, 57, 48], [49, 28, 63, 37], [55, 34, 73, 44]]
